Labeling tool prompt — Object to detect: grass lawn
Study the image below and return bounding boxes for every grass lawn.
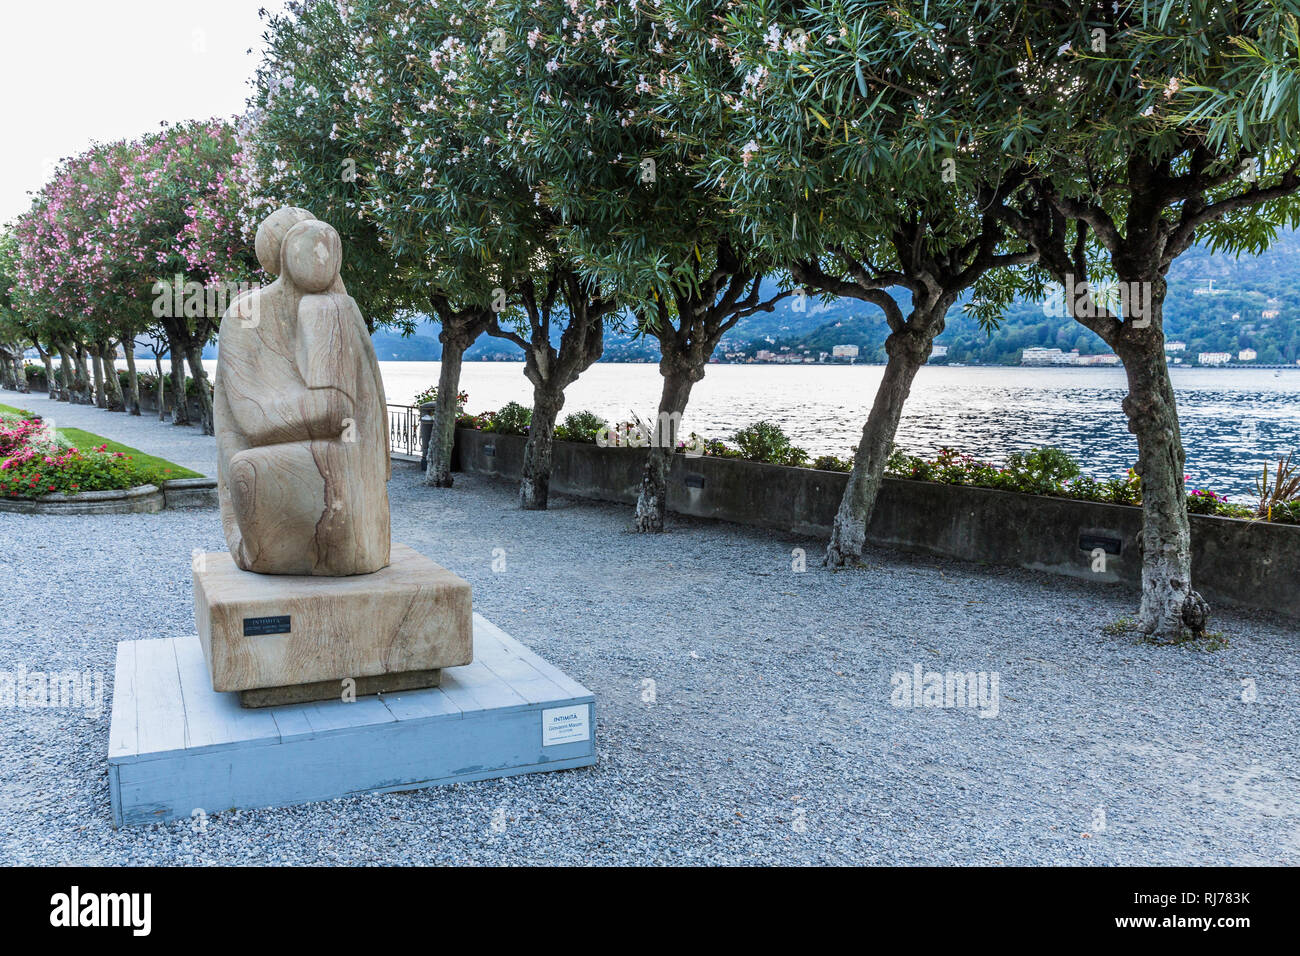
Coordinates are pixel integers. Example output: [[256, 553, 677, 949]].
[[0, 402, 203, 478]]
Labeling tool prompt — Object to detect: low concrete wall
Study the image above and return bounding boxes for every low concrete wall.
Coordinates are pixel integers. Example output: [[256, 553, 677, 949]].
[[0, 478, 218, 514], [161, 477, 218, 509], [0, 483, 164, 515], [454, 428, 1300, 619]]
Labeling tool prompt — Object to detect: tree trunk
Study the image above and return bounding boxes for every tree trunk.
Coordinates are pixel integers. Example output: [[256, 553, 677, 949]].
[[1114, 297, 1209, 641], [521, 388, 564, 510], [101, 341, 125, 411], [37, 348, 56, 399], [155, 353, 168, 421], [73, 344, 93, 404], [825, 324, 932, 568], [12, 353, 28, 393], [123, 342, 141, 415], [89, 345, 107, 408], [425, 338, 466, 487], [0, 349, 13, 390], [185, 345, 214, 435], [168, 334, 190, 426], [56, 346, 73, 402], [633, 361, 696, 532]]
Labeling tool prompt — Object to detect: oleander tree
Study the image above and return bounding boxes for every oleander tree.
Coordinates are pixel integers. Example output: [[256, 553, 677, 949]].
[[101, 119, 257, 434], [75, 144, 132, 413], [245, 0, 506, 487], [352, 0, 623, 509], [650, 0, 1040, 562], [240, 0, 414, 331], [12, 151, 106, 405], [935, 0, 1300, 640], [466, 0, 793, 531], [0, 233, 58, 399], [0, 231, 32, 393]]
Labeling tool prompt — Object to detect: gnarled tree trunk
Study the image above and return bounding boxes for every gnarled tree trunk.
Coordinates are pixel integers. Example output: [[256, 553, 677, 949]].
[[90, 345, 107, 408], [633, 358, 697, 532], [425, 306, 491, 487], [521, 388, 564, 510], [826, 319, 937, 568], [1114, 288, 1208, 641], [36, 346, 55, 399], [13, 352, 30, 394], [122, 340, 141, 415], [185, 344, 214, 435], [425, 340, 465, 486], [55, 346, 74, 402], [101, 340, 125, 411], [72, 344, 93, 404], [154, 352, 168, 421], [168, 332, 190, 426]]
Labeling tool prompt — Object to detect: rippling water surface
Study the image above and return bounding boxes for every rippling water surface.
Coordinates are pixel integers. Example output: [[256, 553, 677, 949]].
[[199, 358, 1297, 499], [367, 362, 1300, 499]]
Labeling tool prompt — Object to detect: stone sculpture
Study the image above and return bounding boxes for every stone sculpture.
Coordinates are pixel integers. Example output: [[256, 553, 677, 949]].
[[197, 208, 471, 707], [214, 207, 391, 576]]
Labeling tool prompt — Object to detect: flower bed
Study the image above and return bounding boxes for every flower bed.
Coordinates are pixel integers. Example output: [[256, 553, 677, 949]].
[[0, 413, 182, 500]]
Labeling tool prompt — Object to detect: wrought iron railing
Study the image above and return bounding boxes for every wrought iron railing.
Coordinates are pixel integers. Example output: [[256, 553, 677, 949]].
[[387, 404, 421, 458]]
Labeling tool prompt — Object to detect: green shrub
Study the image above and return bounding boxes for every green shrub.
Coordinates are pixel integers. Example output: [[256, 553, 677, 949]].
[[457, 410, 494, 430], [703, 437, 739, 459], [812, 454, 853, 473], [1000, 447, 1082, 495], [1104, 470, 1142, 506], [486, 401, 532, 435], [1187, 488, 1228, 515], [1262, 500, 1300, 524], [412, 386, 468, 413], [555, 410, 608, 443], [730, 420, 810, 466]]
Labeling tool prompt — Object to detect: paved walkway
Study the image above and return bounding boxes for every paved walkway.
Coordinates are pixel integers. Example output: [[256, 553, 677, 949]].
[[1, 388, 218, 477]]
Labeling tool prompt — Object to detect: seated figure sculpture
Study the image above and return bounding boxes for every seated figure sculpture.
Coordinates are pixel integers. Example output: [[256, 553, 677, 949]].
[[214, 207, 391, 576]]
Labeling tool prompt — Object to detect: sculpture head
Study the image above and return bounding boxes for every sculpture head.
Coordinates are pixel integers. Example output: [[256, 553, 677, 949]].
[[254, 206, 315, 275], [281, 219, 343, 293]]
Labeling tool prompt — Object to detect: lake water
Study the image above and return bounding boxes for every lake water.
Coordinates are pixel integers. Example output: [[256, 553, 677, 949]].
[[204, 359, 1300, 499]]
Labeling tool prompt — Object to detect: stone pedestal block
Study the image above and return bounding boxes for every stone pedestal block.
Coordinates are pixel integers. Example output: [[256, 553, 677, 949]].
[[193, 543, 472, 699], [107, 616, 596, 827]]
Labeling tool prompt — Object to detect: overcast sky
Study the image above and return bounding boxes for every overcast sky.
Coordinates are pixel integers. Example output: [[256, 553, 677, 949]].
[[0, 0, 284, 224]]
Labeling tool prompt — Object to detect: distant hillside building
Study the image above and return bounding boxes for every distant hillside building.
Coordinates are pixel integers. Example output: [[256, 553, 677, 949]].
[[1238, 349, 1258, 362], [1198, 352, 1232, 366], [1076, 353, 1121, 366], [1165, 341, 1187, 352], [930, 345, 949, 359], [832, 344, 860, 359], [1021, 347, 1066, 365]]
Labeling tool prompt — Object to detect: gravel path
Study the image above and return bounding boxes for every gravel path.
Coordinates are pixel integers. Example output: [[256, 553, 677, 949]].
[[0, 397, 1297, 865], [3, 391, 217, 477]]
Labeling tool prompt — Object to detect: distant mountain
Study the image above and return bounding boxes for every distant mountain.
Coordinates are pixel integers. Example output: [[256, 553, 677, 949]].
[[722, 228, 1300, 365], [202, 229, 1300, 366]]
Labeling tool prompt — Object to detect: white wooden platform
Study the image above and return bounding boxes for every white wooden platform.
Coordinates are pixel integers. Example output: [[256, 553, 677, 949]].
[[108, 614, 596, 828]]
